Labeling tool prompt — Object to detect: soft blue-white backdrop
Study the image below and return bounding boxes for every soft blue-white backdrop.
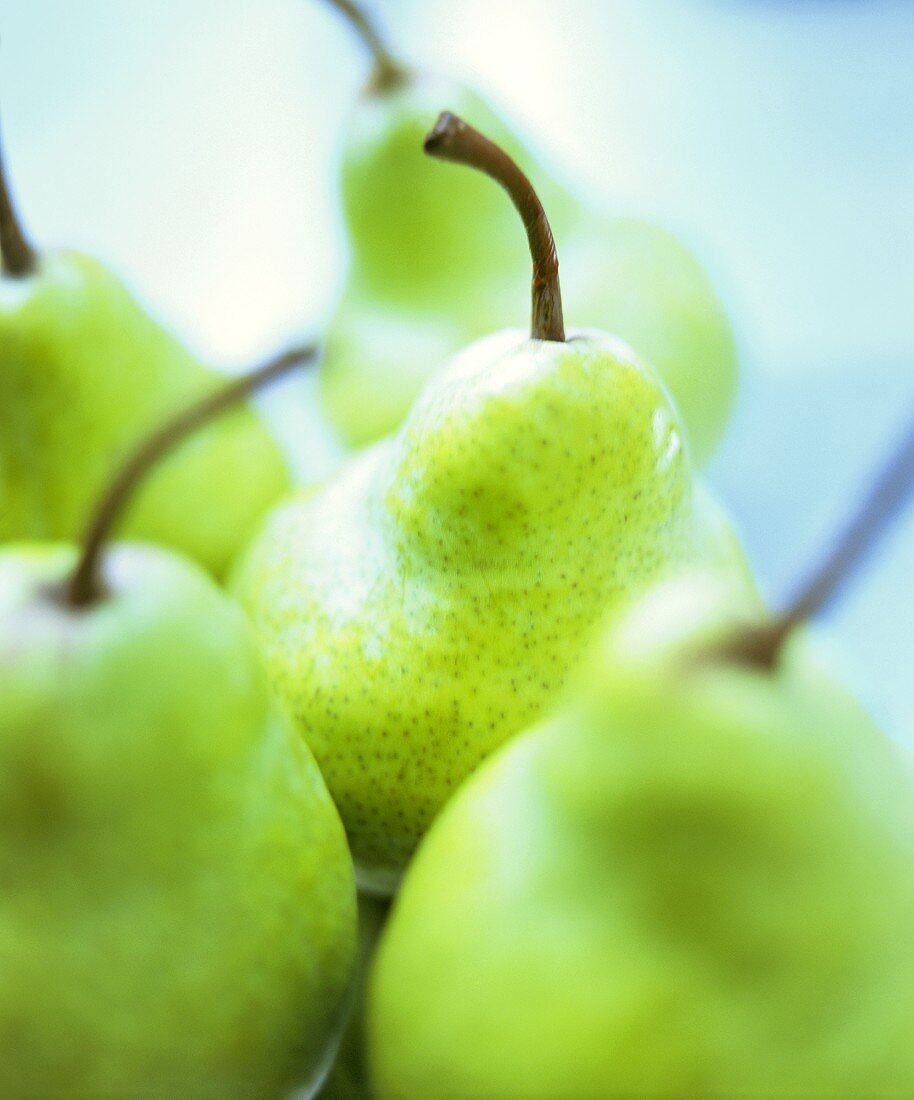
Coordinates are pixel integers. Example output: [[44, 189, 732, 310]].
[[2, 0, 912, 736]]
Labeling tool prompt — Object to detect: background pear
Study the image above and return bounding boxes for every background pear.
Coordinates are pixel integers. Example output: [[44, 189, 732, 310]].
[[234, 116, 755, 892], [317, 0, 738, 462], [0, 361, 357, 1099], [0, 128, 292, 578], [368, 572, 914, 1099]]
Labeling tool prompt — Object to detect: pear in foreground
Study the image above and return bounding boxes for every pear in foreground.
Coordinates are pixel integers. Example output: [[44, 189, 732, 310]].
[[0, 360, 357, 1099], [317, 1, 736, 461], [0, 544, 357, 1099], [0, 129, 291, 577], [235, 114, 754, 892], [235, 328, 752, 890], [368, 574, 914, 1099]]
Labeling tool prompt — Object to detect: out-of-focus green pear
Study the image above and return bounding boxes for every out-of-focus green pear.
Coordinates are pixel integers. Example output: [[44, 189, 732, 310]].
[[0, 129, 291, 578], [0, 543, 358, 1099], [369, 573, 914, 1099], [0, 358, 358, 1099]]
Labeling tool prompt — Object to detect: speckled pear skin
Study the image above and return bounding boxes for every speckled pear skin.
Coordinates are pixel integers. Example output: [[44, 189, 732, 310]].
[[318, 73, 737, 462], [0, 252, 291, 577], [234, 329, 752, 891], [0, 543, 357, 1100], [368, 575, 914, 1099]]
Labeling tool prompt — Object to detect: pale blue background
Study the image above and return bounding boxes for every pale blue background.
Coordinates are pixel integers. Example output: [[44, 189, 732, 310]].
[[2, 0, 912, 737]]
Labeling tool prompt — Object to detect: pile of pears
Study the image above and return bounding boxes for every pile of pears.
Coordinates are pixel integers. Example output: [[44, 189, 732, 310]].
[[2, 3, 912, 1097]]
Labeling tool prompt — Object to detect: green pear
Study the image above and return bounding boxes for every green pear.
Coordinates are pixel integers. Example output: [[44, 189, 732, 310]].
[[0, 127, 292, 578], [0, 359, 358, 1099], [317, 1, 737, 462], [234, 114, 755, 891], [0, 544, 357, 1099], [368, 572, 914, 1098]]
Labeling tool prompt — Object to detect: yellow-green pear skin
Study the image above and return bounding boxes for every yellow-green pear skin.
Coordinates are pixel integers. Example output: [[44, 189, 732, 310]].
[[0, 252, 292, 577], [0, 543, 357, 1099], [318, 75, 737, 462], [234, 329, 754, 891], [368, 576, 914, 1099]]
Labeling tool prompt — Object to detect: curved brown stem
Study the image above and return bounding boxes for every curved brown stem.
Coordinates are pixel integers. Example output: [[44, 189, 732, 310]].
[[0, 119, 37, 277], [64, 345, 316, 609], [424, 111, 565, 343], [322, 0, 407, 92], [725, 409, 914, 667]]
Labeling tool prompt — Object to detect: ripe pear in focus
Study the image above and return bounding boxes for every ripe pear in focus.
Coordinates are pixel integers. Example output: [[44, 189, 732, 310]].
[[317, 2, 737, 462], [235, 114, 754, 890], [0, 544, 357, 1098], [0, 133, 291, 577], [369, 573, 914, 1099]]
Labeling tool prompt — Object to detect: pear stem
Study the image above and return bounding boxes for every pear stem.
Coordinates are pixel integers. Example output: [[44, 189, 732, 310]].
[[64, 345, 316, 610], [726, 410, 914, 667], [0, 120, 37, 277], [322, 0, 407, 92], [424, 111, 565, 343]]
